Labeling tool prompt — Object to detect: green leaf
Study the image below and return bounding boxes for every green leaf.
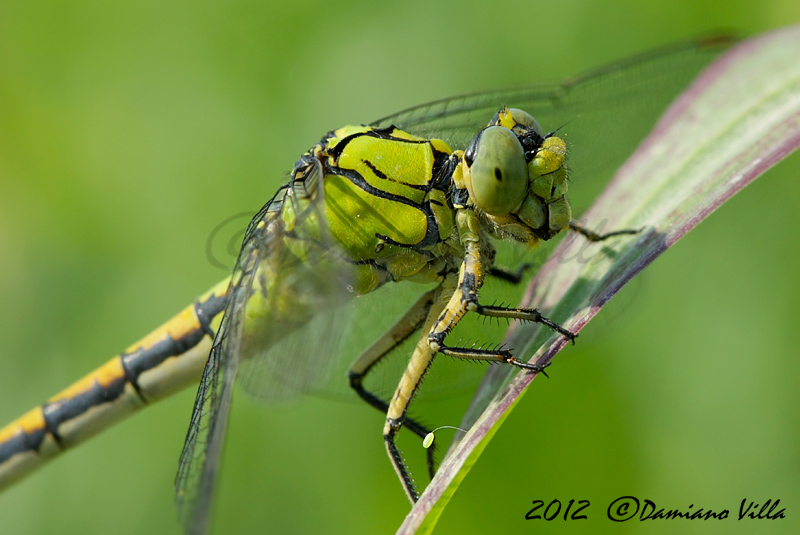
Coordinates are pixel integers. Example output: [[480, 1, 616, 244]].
[[398, 24, 800, 535]]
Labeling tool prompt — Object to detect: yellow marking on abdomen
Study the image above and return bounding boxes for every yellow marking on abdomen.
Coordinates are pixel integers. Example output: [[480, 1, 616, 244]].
[[48, 358, 126, 404], [0, 280, 229, 493], [124, 305, 200, 355], [0, 408, 45, 446]]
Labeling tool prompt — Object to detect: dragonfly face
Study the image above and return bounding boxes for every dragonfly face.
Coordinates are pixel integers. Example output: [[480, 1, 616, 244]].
[[458, 107, 571, 244]]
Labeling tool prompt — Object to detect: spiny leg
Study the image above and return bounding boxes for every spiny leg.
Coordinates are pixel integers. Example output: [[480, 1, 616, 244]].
[[474, 220, 644, 348], [383, 211, 569, 502], [569, 220, 642, 242], [475, 304, 575, 344], [443, 218, 643, 365], [348, 288, 440, 479], [436, 300, 575, 362], [429, 212, 575, 363], [487, 223, 639, 339], [431, 270, 559, 371], [385, 212, 558, 502], [438, 220, 643, 366]]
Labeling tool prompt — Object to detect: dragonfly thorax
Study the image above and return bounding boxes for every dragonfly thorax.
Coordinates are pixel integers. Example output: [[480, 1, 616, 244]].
[[278, 107, 572, 296]]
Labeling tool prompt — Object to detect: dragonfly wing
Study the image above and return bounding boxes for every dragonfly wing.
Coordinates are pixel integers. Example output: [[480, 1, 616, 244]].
[[234, 159, 360, 402], [175, 200, 271, 534], [362, 37, 735, 402], [376, 37, 733, 213], [234, 40, 737, 409], [234, 262, 355, 402], [175, 155, 360, 531]]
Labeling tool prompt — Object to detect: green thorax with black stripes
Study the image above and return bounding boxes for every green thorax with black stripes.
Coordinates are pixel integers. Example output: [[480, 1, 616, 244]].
[[303, 125, 464, 294]]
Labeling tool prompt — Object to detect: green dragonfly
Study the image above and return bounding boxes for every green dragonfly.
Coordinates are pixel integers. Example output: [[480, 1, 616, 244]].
[[0, 37, 731, 534]]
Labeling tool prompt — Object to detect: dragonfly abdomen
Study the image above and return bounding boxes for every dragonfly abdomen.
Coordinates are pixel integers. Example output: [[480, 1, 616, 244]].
[[0, 279, 229, 491]]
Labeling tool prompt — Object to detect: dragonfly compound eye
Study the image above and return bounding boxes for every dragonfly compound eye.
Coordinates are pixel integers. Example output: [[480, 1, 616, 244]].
[[465, 125, 528, 215], [506, 108, 543, 136]]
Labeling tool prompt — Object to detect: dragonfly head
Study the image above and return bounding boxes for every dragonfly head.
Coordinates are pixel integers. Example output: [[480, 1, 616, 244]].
[[458, 107, 571, 246]]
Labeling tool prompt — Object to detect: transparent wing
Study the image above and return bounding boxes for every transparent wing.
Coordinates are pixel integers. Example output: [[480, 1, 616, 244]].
[[362, 37, 735, 400], [243, 39, 736, 406], [174, 37, 735, 532], [175, 201, 268, 534], [175, 157, 354, 532], [375, 37, 734, 214], [194, 37, 736, 410]]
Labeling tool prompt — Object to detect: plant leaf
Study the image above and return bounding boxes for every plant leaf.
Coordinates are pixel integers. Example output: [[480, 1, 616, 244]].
[[397, 23, 800, 535]]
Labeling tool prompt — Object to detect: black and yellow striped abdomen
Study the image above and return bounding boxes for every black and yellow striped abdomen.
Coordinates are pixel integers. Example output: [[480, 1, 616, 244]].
[[0, 280, 229, 490]]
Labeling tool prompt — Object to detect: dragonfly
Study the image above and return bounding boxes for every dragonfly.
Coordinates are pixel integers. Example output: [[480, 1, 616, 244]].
[[0, 37, 732, 534]]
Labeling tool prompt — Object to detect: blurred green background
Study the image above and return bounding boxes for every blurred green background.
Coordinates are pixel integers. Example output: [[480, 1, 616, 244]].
[[1, 1, 799, 534]]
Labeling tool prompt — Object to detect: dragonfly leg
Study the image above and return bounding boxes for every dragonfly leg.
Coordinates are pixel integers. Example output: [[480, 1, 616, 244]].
[[568, 220, 642, 242], [487, 263, 534, 284], [349, 288, 440, 479], [383, 279, 454, 502], [384, 211, 487, 502], [424, 214, 565, 373], [382, 210, 554, 501], [435, 342, 551, 372], [429, 210, 574, 355], [433, 301, 575, 363], [473, 304, 576, 343]]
